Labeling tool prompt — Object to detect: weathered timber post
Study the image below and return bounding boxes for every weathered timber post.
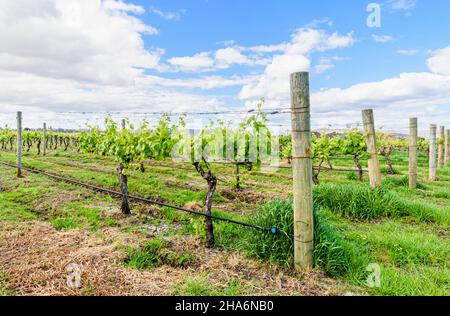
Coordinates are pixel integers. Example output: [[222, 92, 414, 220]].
[[122, 119, 126, 131], [438, 126, 445, 168], [429, 124, 437, 181], [16, 112, 22, 177], [445, 129, 450, 166], [43, 123, 47, 156], [362, 109, 382, 188], [290, 72, 314, 271], [409, 118, 418, 189]]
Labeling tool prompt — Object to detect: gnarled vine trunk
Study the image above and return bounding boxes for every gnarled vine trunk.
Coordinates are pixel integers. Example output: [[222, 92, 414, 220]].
[[139, 162, 145, 173], [63, 137, 70, 151], [312, 159, 324, 185], [36, 138, 41, 155], [380, 145, 395, 174], [353, 155, 363, 181], [235, 163, 241, 190], [26, 139, 32, 152], [194, 162, 217, 248], [117, 163, 131, 215]]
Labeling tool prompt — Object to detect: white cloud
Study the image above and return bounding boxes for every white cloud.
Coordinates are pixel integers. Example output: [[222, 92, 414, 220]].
[[246, 44, 287, 53], [167, 52, 216, 72], [1, 2, 447, 132], [239, 42, 450, 132], [372, 34, 395, 43], [215, 47, 250, 66], [312, 72, 450, 113], [239, 28, 355, 100], [314, 58, 334, 74], [103, 0, 145, 14], [150, 8, 182, 21], [426, 46, 450, 76], [142, 74, 257, 90], [386, 0, 417, 11], [0, 0, 160, 85], [0, 69, 227, 127], [397, 49, 419, 56], [166, 46, 268, 72], [0, 0, 230, 129]]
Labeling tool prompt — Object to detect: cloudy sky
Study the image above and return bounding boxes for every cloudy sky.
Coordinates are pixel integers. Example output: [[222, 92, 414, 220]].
[[0, 0, 449, 135]]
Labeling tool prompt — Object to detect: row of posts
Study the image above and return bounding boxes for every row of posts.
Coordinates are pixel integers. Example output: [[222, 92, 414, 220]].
[[289, 72, 449, 271], [15, 112, 48, 177], [410, 122, 449, 186]]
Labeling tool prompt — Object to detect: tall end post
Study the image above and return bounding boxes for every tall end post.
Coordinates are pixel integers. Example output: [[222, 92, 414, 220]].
[[409, 118, 418, 189], [429, 124, 437, 181], [290, 72, 314, 271], [16, 111, 23, 177], [362, 109, 382, 188]]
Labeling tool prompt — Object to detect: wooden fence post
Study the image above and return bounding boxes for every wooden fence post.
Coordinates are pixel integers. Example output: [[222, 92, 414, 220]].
[[409, 118, 418, 189], [122, 119, 126, 131], [438, 126, 445, 168], [362, 109, 382, 188], [43, 122, 47, 156], [445, 129, 450, 166], [16, 111, 22, 177], [429, 124, 437, 181], [290, 72, 314, 271]]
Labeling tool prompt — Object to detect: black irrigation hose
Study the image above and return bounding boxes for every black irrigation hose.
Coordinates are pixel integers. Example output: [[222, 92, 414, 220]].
[[0, 161, 288, 237]]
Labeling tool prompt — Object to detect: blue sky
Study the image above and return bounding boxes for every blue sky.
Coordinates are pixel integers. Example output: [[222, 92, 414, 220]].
[[0, 0, 449, 133], [136, 0, 448, 86]]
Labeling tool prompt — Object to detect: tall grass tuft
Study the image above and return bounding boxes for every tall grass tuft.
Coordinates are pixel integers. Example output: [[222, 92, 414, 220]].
[[313, 183, 448, 226], [238, 199, 371, 280], [238, 199, 294, 269], [313, 183, 401, 220], [313, 209, 371, 279], [382, 176, 427, 190]]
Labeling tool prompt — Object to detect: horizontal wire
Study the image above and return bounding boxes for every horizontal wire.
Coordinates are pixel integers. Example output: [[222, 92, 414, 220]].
[[0, 160, 291, 237]]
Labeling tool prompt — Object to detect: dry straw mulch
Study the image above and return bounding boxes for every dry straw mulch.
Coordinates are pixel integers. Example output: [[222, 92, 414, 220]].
[[0, 220, 354, 296]]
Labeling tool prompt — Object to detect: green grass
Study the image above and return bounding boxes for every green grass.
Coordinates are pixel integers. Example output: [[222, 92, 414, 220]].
[[235, 194, 449, 295], [0, 272, 14, 296], [123, 239, 197, 270], [173, 274, 254, 296], [236, 199, 372, 279], [1, 149, 448, 296], [50, 217, 80, 230], [382, 175, 427, 190], [173, 274, 214, 296], [0, 198, 38, 222], [313, 183, 449, 226], [313, 184, 400, 220]]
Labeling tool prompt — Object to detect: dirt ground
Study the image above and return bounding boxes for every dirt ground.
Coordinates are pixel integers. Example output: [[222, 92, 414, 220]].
[[0, 220, 356, 296]]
